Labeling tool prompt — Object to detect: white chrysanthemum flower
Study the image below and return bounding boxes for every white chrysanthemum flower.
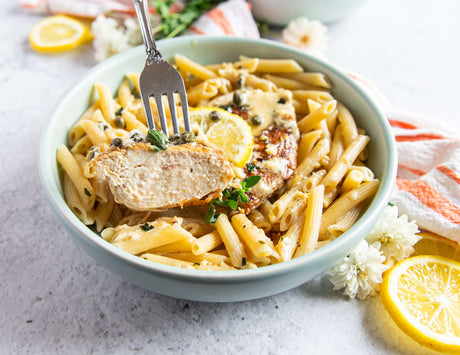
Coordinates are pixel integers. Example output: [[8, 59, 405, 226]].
[[92, 15, 131, 62], [282, 17, 328, 56], [328, 240, 389, 300], [366, 205, 420, 262], [124, 17, 143, 46]]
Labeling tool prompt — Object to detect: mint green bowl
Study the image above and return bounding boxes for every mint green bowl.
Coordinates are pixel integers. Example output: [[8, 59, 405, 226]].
[[39, 36, 397, 302]]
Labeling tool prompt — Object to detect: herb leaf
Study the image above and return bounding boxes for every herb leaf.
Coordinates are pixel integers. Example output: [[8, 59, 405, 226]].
[[246, 163, 257, 173], [154, 0, 225, 39], [140, 222, 155, 231], [147, 129, 169, 150], [84, 188, 92, 197], [243, 175, 261, 189], [204, 176, 261, 223], [205, 204, 220, 224]]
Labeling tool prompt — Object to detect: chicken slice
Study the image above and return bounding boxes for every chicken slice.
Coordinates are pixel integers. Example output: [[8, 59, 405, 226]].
[[90, 142, 234, 211], [209, 89, 299, 210]]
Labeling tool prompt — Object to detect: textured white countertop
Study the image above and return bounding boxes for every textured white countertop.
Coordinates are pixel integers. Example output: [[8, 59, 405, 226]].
[[1, 1, 459, 354]]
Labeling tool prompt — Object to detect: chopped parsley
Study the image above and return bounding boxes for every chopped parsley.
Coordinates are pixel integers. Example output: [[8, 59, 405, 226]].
[[205, 176, 261, 224], [147, 129, 169, 151], [193, 262, 201, 266], [388, 202, 394, 206], [241, 257, 247, 266], [258, 240, 266, 244], [140, 222, 155, 231], [84, 188, 92, 197], [246, 163, 257, 173], [277, 98, 286, 104], [115, 107, 124, 116]]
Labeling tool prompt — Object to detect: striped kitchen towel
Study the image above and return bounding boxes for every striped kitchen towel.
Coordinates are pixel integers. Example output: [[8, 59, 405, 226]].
[[20, 0, 259, 37], [19, 0, 184, 17], [350, 72, 460, 243]]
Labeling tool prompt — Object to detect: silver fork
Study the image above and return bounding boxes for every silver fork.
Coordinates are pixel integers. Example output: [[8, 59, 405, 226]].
[[133, 0, 191, 136]]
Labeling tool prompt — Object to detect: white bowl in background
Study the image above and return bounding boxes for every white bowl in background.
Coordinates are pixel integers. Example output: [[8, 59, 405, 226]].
[[248, 0, 368, 25]]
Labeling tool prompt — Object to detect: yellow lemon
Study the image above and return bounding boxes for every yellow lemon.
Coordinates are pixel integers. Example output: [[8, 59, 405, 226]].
[[413, 232, 460, 262], [381, 255, 460, 354], [29, 15, 93, 53], [189, 107, 253, 168]]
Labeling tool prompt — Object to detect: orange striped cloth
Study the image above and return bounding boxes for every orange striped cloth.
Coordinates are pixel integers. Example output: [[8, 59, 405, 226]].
[[349, 71, 460, 243], [20, 0, 259, 36]]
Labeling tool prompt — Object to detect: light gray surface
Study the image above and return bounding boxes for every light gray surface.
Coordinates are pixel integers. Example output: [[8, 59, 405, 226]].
[[0, 1, 458, 354]]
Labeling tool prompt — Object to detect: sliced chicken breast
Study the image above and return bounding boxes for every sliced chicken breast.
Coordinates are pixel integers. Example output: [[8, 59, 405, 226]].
[[209, 89, 299, 210], [91, 142, 234, 211]]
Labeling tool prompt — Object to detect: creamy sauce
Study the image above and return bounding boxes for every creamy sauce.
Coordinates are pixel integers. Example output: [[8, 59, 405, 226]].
[[209, 88, 299, 139]]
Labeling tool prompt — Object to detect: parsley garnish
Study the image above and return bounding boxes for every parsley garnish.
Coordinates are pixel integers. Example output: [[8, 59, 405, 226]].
[[84, 188, 92, 197], [241, 257, 247, 266], [246, 163, 257, 173], [277, 98, 286, 104], [147, 129, 169, 151], [193, 262, 201, 266], [154, 0, 225, 39], [205, 204, 220, 224], [388, 202, 394, 206], [140, 222, 155, 231], [205, 176, 261, 224]]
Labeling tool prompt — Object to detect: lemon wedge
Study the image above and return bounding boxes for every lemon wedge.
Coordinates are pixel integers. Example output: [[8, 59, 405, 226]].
[[413, 232, 460, 262], [381, 255, 460, 354], [29, 15, 93, 53], [188, 107, 254, 168]]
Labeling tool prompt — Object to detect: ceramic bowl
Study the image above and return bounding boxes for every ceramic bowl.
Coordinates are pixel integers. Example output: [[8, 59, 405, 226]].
[[39, 36, 396, 302], [248, 0, 368, 25]]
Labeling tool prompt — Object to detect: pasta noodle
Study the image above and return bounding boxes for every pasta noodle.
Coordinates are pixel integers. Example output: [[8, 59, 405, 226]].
[[58, 56, 380, 271]]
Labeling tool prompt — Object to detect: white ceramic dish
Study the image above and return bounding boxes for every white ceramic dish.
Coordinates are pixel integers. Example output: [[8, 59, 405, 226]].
[[248, 0, 368, 25], [39, 36, 397, 302]]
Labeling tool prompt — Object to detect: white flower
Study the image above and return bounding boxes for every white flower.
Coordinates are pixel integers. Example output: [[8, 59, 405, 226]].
[[328, 240, 389, 300], [366, 205, 420, 262], [282, 17, 328, 56], [92, 15, 131, 62], [124, 17, 143, 46]]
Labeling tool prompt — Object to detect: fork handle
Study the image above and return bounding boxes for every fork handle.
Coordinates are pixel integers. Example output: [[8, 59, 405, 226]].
[[133, 0, 163, 63]]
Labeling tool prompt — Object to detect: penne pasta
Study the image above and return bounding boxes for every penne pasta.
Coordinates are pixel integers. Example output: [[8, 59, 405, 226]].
[[59, 55, 380, 271]]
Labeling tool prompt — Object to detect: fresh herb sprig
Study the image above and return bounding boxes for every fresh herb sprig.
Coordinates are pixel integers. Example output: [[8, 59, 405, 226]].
[[205, 175, 261, 224], [147, 129, 169, 151], [154, 0, 225, 39]]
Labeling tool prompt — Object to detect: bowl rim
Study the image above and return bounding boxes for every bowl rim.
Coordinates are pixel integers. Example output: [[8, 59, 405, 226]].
[[39, 36, 397, 283]]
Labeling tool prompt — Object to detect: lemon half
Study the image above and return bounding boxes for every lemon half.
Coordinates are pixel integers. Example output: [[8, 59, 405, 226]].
[[189, 107, 253, 168], [381, 255, 460, 354], [29, 15, 93, 53]]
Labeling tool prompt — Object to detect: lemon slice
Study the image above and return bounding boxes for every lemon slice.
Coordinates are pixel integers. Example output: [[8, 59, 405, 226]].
[[413, 232, 460, 262], [381, 255, 460, 354], [29, 15, 93, 52], [189, 107, 253, 168]]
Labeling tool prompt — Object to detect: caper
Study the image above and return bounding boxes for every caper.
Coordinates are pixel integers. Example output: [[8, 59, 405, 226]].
[[209, 110, 222, 122], [110, 137, 123, 148], [129, 130, 145, 142], [114, 115, 126, 128], [169, 134, 181, 144], [98, 121, 109, 131], [235, 75, 245, 89], [180, 131, 196, 143], [86, 146, 100, 160], [233, 91, 246, 107], [251, 115, 263, 126]]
